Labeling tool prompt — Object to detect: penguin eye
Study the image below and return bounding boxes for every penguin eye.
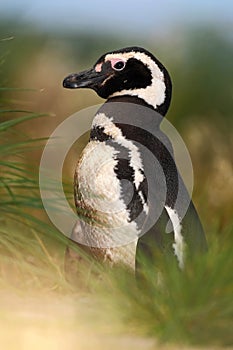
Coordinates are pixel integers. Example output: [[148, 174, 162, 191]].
[[112, 60, 126, 71]]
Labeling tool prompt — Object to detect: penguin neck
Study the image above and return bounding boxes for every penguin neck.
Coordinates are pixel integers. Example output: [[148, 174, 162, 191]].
[[106, 92, 170, 117], [98, 95, 165, 130], [106, 95, 156, 111]]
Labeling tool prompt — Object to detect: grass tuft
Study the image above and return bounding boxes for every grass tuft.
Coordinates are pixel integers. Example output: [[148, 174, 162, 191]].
[[101, 226, 233, 346]]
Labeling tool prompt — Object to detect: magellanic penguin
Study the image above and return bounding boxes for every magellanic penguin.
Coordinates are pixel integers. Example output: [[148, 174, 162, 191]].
[[63, 46, 207, 278]]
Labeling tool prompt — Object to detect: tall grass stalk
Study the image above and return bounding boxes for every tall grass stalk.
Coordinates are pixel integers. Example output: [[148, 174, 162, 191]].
[[0, 91, 75, 291]]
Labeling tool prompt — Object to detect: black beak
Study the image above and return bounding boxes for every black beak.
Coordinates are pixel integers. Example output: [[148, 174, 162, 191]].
[[63, 68, 105, 90]]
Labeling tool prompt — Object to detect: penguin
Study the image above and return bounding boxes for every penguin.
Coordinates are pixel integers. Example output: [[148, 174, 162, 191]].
[[63, 46, 207, 278]]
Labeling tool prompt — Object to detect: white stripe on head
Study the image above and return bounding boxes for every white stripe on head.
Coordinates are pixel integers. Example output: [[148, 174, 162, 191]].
[[105, 51, 166, 110]]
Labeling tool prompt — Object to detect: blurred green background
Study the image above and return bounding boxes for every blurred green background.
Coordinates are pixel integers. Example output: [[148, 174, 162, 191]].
[[0, 1, 233, 349], [1, 1, 232, 227]]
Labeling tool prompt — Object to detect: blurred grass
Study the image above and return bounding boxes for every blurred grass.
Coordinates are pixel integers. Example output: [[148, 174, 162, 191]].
[[102, 225, 233, 347], [0, 99, 69, 292], [0, 21, 233, 349]]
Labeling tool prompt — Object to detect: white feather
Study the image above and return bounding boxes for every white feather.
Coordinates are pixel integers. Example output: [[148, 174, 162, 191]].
[[92, 113, 145, 189], [165, 206, 185, 269]]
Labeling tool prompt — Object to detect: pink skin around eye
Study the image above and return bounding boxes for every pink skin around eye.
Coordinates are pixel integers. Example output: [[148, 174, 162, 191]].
[[95, 63, 103, 72], [109, 58, 125, 69]]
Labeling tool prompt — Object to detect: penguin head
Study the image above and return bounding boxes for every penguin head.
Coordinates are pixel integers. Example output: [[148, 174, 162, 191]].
[[63, 46, 172, 115]]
